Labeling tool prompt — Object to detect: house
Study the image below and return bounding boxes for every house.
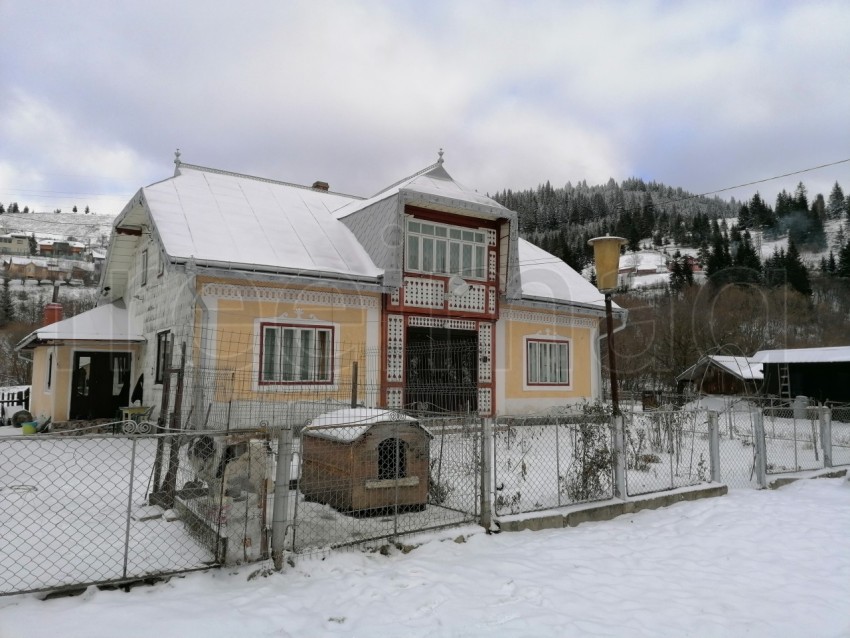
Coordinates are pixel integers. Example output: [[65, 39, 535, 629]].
[[16, 153, 626, 426], [4, 257, 95, 284], [753, 346, 850, 403], [38, 239, 86, 257], [0, 234, 31, 256], [676, 355, 764, 395]]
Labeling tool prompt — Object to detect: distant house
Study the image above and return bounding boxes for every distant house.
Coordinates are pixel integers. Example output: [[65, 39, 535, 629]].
[[17, 154, 626, 424], [677, 355, 763, 395], [4, 257, 95, 283], [38, 239, 85, 257], [754, 346, 850, 403], [0, 234, 31, 256]]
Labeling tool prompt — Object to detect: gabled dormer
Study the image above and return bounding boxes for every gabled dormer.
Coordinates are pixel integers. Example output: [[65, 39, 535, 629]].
[[336, 154, 521, 318]]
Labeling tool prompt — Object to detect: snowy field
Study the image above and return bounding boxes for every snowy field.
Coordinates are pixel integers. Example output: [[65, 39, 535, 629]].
[[1, 478, 848, 637]]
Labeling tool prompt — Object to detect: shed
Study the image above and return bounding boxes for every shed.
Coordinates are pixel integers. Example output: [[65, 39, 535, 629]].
[[753, 346, 850, 403], [676, 355, 763, 395], [300, 408, 432, 514]]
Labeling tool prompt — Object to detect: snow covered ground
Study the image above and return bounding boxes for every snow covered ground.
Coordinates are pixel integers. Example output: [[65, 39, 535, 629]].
[[1, 477, 848, 637]]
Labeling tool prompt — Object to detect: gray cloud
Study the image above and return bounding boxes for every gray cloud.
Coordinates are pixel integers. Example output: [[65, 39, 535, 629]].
[[1, 0, 848, 215]]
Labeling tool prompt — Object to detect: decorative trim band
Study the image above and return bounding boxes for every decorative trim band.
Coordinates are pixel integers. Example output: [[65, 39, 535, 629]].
[[201, 283, 380, 308], [502, 308, 597, 329]]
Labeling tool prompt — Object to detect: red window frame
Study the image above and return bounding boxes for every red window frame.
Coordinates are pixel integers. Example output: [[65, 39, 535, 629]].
[[258, 322, 335, 386]]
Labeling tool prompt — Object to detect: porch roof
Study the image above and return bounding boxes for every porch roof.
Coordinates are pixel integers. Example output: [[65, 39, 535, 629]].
[[16, 301, 144, 351]]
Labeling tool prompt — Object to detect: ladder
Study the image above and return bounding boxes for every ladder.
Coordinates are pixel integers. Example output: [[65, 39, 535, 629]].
[[778, 363, 791, 400]]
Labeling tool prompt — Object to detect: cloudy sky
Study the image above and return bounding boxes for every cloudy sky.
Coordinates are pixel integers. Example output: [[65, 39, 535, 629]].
[[1, 1, 848, 217]]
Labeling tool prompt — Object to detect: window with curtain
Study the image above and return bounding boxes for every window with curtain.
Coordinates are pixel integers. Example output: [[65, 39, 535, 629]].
[[526, 338, 570, 385], [260, 323, 334, 384]]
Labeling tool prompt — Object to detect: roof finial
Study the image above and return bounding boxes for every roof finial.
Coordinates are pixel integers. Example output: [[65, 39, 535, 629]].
[[437, 147, 444, 165], [174, 148, 182, 165]]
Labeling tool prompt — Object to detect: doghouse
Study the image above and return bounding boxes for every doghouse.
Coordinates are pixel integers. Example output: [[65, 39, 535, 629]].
[[300, 408, 431, 514]]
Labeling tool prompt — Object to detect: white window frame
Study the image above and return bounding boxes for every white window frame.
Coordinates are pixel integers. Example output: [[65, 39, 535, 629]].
[[523, 335, 572, 390], [405, 218, 488, 280], [140, 249, 148, 286], [258, 321, 336, 387]]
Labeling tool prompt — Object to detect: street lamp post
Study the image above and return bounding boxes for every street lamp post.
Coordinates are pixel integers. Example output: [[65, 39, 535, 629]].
[[588, 236, 627, 415]]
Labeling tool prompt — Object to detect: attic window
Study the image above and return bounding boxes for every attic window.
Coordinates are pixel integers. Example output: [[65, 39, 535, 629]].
[[406, 219, 486, 280], [140, 249, 148, 286]]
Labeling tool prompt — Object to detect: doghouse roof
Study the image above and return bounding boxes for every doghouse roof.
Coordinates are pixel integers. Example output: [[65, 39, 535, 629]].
[[303, 408, 431, 443]]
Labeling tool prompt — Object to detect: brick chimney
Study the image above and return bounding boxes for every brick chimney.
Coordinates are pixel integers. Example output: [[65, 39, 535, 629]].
[[43, 281, 63, 326], [312, 181, 330, 191]]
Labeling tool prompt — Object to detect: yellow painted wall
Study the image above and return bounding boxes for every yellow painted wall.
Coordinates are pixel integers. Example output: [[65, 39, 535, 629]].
[[196, 277, 379, 403], [29, 341, 142, 422], [502, 312, 595, 401]]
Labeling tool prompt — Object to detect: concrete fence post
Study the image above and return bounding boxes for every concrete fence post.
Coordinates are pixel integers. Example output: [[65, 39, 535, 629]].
[[480, 417, 493, 530], [612, 415, 627, 499], [820, 406, 833, 469], [753, 411, 768, 489], [708, 411, 721, 483], [271, 424, 294, 570]]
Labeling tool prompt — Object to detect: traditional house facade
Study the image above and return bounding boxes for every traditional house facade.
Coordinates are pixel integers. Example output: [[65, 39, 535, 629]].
[[18, 154, 626, 425]]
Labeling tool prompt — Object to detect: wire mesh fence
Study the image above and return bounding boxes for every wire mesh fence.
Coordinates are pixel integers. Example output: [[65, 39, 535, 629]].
[[285, 415, 481, 554], [761, 406, 824, 474], [492, 408, 614, 516], [830, 406, 850, 467], [0, 428, 273, 596], [623, 409, 711, 496]]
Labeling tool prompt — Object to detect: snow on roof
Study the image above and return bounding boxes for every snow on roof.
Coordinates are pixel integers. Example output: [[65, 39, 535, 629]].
[[753, 346, 850, 364], [16, 301, 144, 350], [142, 165, 382, 280], [39, 239, 86, 248], [303, 407, 419, 442], [334, 162, 510, 221], [518, 238, 610, 309], [708, 356, 763, 380], [677, 355, 763, 382]]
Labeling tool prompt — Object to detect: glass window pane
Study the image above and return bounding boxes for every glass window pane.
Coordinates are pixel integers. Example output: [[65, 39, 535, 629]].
[[317, 330, 330, 381], [449, 243, 460, 274], [263, 328, 277, 380], [462, 230, 474, 241], [299, 330, 313, 380], [407, 235, 419, 271], [421, 224, 434, 236], [435, 226, 447, 237], [475, 245, 485, 279], [282, 329, 295, 380], [475, 232, 484, 243], [422, 237, 434, 272], [528, 343, 538, 384], [408, 221, 420, 233], [462, 244, 472, 277], [559, 344, 568, 383], [435, 240, 447, 273], [450, 228, 462, 239]]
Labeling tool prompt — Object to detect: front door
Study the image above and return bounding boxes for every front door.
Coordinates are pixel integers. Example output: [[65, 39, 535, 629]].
[[70, 352, 131, 420], [405, 327, 478, 413]]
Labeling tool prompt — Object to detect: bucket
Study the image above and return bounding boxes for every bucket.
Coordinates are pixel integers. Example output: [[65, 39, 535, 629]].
[[21, 422, 37, 435]]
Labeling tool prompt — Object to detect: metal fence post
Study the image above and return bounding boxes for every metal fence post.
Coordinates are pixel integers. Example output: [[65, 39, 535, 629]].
[[480, 417, 493, 530], [753, 411, 767, 489], [271, 424, 293, 570], [820, 406, 833, 468], [612, 415, 626, 499], [708, 411, 721, 483]]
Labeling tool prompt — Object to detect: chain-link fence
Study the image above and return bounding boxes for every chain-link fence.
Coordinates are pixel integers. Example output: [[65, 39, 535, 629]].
[[281, 414, 481, 554], [830, 405, 850, 467], [623, 409, 712, 496], [492, 408, 614, 516], [761, 406, 824, 474], [0, 428, 274, 596]]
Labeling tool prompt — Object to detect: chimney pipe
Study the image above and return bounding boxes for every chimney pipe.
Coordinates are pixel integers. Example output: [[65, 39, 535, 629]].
[[312, 181, 330, 191], [43, 282, 63, 326]]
